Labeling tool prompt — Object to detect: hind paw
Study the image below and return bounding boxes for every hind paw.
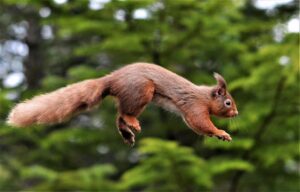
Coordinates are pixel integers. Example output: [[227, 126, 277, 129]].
[[119, 127, 135, 146], [117, 116, 136, 146], [121, 115, 141, 133]]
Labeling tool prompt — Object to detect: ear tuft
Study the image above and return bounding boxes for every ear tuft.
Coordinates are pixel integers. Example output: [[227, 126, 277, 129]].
[[213, 72, 227, 89]]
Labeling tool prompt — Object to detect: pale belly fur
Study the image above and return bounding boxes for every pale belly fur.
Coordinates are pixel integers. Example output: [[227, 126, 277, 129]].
[[152, 94, 182, 115]]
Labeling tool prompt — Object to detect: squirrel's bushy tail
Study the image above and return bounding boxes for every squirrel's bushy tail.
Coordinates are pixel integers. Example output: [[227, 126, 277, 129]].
[[7, 77, 109, 127]]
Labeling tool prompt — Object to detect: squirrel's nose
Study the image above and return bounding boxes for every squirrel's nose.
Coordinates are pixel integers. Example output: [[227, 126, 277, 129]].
[[234, 110, 239, 116]]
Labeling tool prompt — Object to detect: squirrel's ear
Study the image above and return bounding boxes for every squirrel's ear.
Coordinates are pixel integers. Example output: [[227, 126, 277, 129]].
[[213, 72, 227, 90], [212, 72, 227, 97], [212, 86, 226, 97]]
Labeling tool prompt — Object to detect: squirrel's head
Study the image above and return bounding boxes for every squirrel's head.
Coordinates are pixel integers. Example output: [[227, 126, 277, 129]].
[[210, 73, 238, 118]]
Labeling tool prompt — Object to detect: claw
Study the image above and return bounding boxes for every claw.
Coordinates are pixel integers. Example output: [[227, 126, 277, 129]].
[[215, 130, 232, 141], [124, 135, 135, 146], [118, 125, 135, 146]]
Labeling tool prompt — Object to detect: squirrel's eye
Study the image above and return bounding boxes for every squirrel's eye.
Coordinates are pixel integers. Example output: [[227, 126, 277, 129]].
[[224, 99, 231, 107]]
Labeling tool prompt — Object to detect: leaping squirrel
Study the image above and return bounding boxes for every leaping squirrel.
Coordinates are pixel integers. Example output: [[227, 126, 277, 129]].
[[7, 63, 238, 145]]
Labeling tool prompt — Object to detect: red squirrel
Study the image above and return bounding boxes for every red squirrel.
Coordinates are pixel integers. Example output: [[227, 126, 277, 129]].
[[7, 63, 238, 145]]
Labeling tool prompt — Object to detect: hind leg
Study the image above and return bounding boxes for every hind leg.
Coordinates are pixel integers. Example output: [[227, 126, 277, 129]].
[[116, 80, 154, 145]]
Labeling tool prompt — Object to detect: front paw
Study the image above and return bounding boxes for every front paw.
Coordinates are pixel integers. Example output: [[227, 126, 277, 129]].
[[215, 130, 232, 141]]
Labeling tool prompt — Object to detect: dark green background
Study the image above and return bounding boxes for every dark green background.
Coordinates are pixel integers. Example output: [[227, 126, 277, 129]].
[[0, 0, 299, 191]]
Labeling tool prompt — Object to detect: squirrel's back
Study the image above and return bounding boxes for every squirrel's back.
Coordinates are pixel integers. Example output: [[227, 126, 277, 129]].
[[108, 63, 197, 97]]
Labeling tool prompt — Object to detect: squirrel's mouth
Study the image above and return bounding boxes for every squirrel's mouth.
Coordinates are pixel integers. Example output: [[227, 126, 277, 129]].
[[228, 110, 238, 117]]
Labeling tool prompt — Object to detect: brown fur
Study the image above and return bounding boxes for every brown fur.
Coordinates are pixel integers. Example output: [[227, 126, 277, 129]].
[[7, 78, 109, 127], [7, 63, 238, 145]]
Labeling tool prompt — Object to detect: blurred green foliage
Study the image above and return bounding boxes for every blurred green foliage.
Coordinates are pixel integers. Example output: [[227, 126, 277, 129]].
[[0, 0, 299, 191]]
